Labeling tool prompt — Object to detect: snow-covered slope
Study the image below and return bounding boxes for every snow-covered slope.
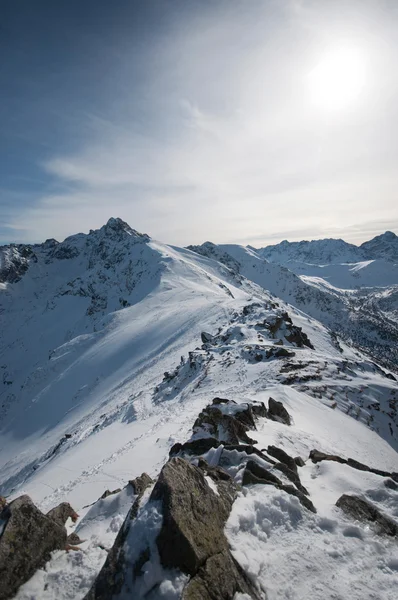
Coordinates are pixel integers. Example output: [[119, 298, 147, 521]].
[[280, 259, 398, 290], [1, 219, 398, 600], [188, 242, 398, 369]]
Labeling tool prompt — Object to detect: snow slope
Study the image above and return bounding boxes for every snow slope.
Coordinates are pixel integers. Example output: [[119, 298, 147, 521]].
[[256, 230, 398, 265], [187, 242, 398, 369], [278, 259, 398, 290], [1, 219, 398, 599], [256, 238, 366, 265]]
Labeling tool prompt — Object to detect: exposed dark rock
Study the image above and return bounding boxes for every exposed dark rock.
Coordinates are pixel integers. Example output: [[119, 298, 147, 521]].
[[169, 437, 221, 457], [0, 495, 74, 600], [250, 402, 268, 418], [336, 494, 398, 537], [46, 502, 79, 527], [201, 332, 215, 345], [384, 478, 398, 491], [285, 325, 314, 349], [309, 449, 345, 464], [85, 472, 153, 599], [266, 347, 295, 359], [212, 397, 234, 405], [267, 445, 298, 474], [294, 456, 306, 467], [152, 458, 236, 574], [128, 472, 154, 496], [193, 403, 257, 445], [242, 461, 316, 513], [182, 550, 262, 600], [242, 460, 282, 487], [100, 488, 122, 500], [272, 462, 309, 496], [268, 397, 291, 426], [309, 449, 398, 481], [224, 444, 276, 464], [152, 458, 262, 599], [197, 458, 232, 482], [280, 485, 316, 513], [67, 531, 84, 545]]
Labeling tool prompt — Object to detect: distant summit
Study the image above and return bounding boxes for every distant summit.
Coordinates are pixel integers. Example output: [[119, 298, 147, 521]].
[[256, 237, 365, 264], [255, 231, 398, 264], [360, 231, 398, 262]]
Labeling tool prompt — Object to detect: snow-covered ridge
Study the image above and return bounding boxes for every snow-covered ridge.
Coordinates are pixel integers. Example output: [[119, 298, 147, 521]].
[[188, 242, 398, 369], [1, 218, 398, 599], [255, 230, 398, 265]]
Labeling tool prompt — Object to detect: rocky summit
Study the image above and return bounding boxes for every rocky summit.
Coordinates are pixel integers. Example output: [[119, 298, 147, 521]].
[[1, 220, 398, 600]]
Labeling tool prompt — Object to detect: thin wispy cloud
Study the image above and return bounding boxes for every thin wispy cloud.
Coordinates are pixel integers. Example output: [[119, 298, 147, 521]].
[[1, 0, 398, 245]]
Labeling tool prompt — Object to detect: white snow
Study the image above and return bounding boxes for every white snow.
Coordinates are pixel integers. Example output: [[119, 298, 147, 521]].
[[1, 220, 398, 599]]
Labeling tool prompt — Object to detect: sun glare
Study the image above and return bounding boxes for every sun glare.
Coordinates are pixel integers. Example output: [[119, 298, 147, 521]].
[[308, 45, 367, 111]]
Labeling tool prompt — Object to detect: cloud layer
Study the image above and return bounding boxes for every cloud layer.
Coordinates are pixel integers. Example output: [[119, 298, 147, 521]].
[[2, 0, 398, 245]]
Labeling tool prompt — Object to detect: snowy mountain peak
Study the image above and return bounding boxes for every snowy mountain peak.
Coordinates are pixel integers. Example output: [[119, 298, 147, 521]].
[[360, 230, 398, 262], [96, 217, 150, 242], [256, 237, 365, 264]]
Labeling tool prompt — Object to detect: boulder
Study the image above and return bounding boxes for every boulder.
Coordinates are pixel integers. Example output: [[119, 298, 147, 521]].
[[0, 495, 70, 600], [151, 458, 237, 575], [151, 458, 262, 599], [336, 494, 398, 537], [268, 398, 291, 426], [201, 332, 215, 345]]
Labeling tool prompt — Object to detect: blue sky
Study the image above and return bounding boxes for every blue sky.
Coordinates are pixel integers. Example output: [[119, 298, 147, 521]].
[[1, 0, 398, 246]]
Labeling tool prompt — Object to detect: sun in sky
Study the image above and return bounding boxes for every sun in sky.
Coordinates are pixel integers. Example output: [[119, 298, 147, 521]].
[[308, 44, 367, 111]]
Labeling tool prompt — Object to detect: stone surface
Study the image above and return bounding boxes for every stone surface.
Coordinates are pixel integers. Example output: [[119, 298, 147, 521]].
[[242, 461, 316, 513], [0, 495, 69, 600], [268, 397, 291, 426], [151, 458, 236, 575], [169, 437, 221, 457], [267, 445, 298, 474], [336, 494, 398, 537]]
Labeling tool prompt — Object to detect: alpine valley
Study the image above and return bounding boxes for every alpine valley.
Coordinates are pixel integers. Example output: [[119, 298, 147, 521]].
[[1, 219, 398, 600]]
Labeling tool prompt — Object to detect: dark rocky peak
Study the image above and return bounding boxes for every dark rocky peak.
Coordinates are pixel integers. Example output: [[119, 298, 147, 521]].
[[96, 217, 150, 243], [0, 244, 37, 284], [187, 242, 241, 274]]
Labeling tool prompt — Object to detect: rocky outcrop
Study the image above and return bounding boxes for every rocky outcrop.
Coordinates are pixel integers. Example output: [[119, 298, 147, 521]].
[[193, 399, 258, 445], [242, 460, 316, 513], [336, 494, 398, 537], [268, 397, 291, 425], [0, 495, 79, 600], [310, 449, 398, 481]]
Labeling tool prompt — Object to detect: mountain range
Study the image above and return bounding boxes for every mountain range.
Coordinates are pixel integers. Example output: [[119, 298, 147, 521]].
[[1, 219, 397, 600]]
